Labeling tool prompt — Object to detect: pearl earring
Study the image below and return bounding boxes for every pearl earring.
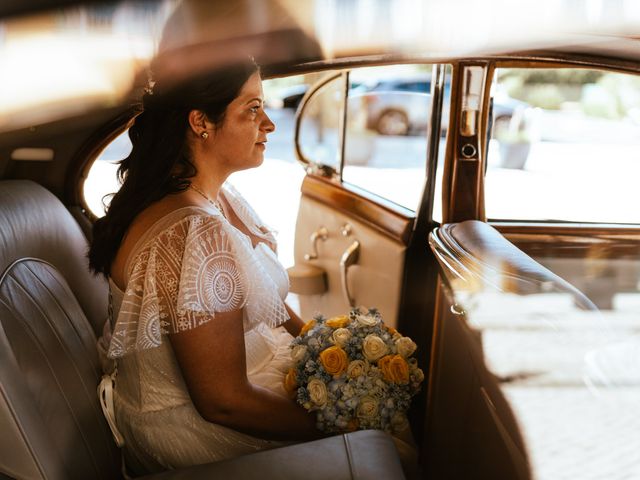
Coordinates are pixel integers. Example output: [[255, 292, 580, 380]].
[[201, 131, 209, 139]]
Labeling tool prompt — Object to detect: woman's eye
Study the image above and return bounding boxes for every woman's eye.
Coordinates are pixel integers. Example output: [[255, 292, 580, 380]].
[[249, 106, 260, 113]]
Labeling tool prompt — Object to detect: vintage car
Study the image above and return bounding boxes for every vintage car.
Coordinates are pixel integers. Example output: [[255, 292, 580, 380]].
[[1, 1, 640, 479]]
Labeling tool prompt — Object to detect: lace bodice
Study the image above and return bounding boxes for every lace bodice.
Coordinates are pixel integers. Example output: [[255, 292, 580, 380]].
[[106, 183, 290, 358]]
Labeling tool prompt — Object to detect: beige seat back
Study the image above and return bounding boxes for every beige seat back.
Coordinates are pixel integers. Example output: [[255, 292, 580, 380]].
[[0, 180, 121, 480]]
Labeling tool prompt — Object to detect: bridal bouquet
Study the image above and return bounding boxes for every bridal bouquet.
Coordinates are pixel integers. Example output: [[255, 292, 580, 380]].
[[284, 307, 424, 434]]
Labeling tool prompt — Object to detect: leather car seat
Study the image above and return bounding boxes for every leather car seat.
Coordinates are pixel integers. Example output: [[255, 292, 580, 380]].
[[0, 180, 405, 480]]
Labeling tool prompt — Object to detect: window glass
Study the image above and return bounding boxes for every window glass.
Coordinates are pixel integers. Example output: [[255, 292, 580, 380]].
[[342, 64, 445, 211], [83, 130, 130, 217], [486, 67, 640, 224], [296, 73, 344, 173]]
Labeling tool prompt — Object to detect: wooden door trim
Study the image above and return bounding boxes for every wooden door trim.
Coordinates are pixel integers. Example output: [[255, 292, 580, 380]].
[[301, 175, 414, 244], [494, 222, 640, 258]]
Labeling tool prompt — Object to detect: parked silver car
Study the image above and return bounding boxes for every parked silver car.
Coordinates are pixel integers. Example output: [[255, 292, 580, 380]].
[[355, 76, 531, 138]]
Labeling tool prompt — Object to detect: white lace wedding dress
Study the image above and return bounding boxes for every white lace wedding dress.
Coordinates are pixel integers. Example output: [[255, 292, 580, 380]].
[[98, 184, 295, 472]]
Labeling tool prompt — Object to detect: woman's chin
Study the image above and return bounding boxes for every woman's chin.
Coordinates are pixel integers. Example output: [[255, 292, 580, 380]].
[[252, 153, 265, 168], [235, 153, 264, 172]]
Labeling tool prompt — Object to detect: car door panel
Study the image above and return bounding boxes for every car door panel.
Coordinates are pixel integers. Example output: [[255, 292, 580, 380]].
[[291, 176, 411, 327]]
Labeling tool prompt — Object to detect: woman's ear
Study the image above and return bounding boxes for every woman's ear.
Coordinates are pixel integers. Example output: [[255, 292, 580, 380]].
[[188, 110, 212, 137]]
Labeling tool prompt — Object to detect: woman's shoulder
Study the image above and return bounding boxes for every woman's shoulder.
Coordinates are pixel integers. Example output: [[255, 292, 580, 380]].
[[114, 201, 223, 285]]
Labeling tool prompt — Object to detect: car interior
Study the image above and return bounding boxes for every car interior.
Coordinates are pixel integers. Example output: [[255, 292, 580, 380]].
[[2, 1, 640, 479]]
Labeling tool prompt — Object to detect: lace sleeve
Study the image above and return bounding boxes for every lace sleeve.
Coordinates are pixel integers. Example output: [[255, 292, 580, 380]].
[[175, 215, 248, 316], [107, 213, 288, 358]]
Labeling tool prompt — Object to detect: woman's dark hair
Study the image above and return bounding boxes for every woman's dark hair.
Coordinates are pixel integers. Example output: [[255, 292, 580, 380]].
[[88, 61, 258, 276]]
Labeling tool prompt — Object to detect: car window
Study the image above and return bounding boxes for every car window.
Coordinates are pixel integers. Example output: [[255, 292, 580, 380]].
[[486, 67, 640, 224], [83, 130, 131, 217], [311, 64, 445, 212], [296, 72, 344, 174]]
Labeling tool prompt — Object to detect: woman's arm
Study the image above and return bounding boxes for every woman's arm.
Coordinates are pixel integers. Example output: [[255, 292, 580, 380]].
[[282, 302, 305, 337], [169, 310, 320, 441]]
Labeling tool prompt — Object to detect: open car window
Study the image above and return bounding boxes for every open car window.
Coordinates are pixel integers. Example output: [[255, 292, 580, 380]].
[[296, 63, 450, 213], [486, 67, 640, 224]]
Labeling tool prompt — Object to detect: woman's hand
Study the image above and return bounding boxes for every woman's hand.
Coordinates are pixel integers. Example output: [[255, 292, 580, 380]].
[[169, 309, 321, 441], [283, 302, 305, 337]]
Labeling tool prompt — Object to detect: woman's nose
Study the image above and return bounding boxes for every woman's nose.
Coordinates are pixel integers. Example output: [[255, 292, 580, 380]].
[[262, 111, 276, 133]]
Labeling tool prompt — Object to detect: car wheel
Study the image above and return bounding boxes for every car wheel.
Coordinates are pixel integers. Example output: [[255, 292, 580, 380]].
[[376, 109, 409, 136]]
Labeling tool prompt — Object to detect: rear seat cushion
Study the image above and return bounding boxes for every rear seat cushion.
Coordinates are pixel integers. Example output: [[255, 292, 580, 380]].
[[142, 430, 405, 480], [0, 180, 108, 336], [0, 180, 121, 479]]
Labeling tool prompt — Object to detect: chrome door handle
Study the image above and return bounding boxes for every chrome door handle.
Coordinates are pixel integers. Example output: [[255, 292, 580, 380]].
[[304, 227, 329, 261], [340, 240, 360, 307]]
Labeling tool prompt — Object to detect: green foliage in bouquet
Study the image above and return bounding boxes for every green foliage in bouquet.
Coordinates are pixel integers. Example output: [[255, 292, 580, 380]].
[[284, 307, 424, 434]]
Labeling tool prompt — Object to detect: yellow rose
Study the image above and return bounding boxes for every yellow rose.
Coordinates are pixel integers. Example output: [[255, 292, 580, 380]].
[[300, 319, 316, 336], [346, 359, 369, 379], [391, 355, 410, 384], [386, 325, 398, 336], [326, 315, 350, 329], [356, 396, 379, 419], [378, 355, 393, 381], [283, 368, 298, 396], [319, 346, 349, 377], [362, 334, 388, 362], [395, 336, 417, 358], [308, 378, 328, 407], [379, 354, 410, 384]]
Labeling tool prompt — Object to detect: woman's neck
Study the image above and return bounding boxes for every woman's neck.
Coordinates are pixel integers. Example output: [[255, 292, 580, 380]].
[[190, 172, 227, 201]]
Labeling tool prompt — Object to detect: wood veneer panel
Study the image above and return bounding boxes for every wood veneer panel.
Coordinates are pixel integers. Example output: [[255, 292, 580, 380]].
[[495, 223, 640, 259], [301, 175, 414, 244]]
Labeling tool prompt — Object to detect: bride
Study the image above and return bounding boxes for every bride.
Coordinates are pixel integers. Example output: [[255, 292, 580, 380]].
[[88, 60, 321, 473]]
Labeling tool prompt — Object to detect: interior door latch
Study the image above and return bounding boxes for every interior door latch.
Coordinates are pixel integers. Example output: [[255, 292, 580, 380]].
[[340, 240, 360, 307], [304, 226, 329, 261]]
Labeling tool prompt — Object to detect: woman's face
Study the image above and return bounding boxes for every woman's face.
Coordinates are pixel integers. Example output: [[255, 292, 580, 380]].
[[206, 71, 275, 173]]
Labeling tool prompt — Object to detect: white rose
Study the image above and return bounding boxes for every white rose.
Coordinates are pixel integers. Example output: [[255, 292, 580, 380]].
[[395, 337, 417, 358], [356, 314, 379, 327], [346, 360, 369, 379], [413, 367, 425, 384], [291, 345, 308, 363], [357, 396, 379, 419], [363, 334, 388, 362], [332, 328, 352, 346], [391, 412, 409, 432], [308, 378, 328, 407]]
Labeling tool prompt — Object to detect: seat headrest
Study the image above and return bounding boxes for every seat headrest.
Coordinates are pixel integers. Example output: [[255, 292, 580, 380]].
[[0, 180, 107, 335]]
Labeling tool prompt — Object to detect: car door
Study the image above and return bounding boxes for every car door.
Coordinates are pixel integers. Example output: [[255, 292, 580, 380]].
[[426, 60, 640, 479], [289, 65, 447, 332], [288, 66, 451, 446]]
